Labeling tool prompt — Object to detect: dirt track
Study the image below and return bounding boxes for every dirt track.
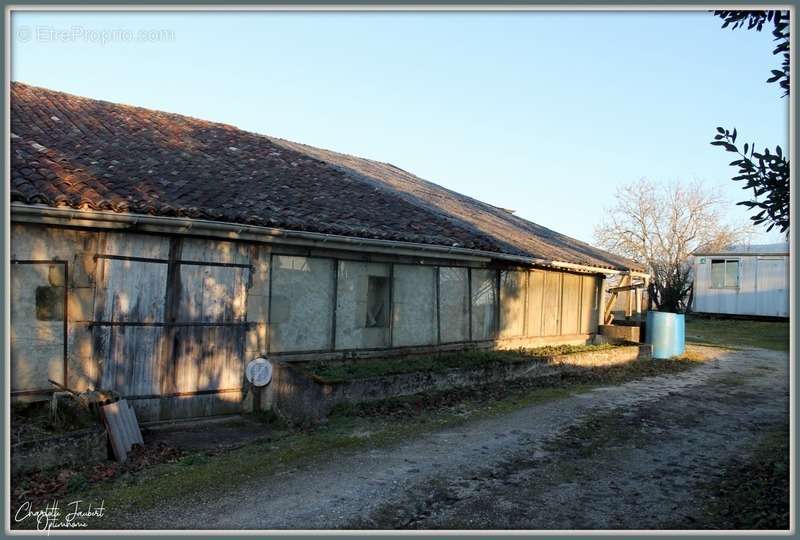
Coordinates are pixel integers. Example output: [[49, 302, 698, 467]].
[[117, 346, 789, 530]]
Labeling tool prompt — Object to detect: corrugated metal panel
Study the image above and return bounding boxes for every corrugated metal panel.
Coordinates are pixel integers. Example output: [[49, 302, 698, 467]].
[[755, 257, 789, 317], [693, 255, 789, 317], [101, 399, 143, 462]]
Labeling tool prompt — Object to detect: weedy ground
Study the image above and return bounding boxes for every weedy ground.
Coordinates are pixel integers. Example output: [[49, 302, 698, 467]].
[[305, 343, 617, 383], [12, 349, 707, 527], [12, 317, 788, 530], [685, 316, 789, 351]]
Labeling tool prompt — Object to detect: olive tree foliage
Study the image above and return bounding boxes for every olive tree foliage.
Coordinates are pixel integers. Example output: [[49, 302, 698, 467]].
[[711, 127, 789, 233], [710, 10, 790, 233], [594, 179, 745, 313]]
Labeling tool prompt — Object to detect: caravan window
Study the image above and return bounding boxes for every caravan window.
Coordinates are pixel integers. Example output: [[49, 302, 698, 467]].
[[710, 259, 739, 289]]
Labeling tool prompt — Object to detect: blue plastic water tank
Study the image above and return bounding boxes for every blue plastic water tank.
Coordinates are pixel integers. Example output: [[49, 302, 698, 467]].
[[645, 311, 686, 359]]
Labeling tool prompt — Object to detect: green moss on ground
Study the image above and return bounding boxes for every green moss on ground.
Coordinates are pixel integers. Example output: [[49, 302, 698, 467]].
[[305, 343, 617, 383], [696, 424, 789, 529], [685, 317, 789, 351]]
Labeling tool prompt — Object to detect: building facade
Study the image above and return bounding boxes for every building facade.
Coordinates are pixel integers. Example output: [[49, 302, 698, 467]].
[[692, 244, 789, 318], [10, 83, 646, 421]]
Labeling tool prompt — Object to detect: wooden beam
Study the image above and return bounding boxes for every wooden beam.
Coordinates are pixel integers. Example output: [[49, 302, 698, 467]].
[[606, 283, 646, 294], [603, 291, 619, 325]]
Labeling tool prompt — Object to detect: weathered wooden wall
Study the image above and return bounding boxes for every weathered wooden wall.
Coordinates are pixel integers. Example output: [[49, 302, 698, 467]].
[[11, 222, 605, 420]]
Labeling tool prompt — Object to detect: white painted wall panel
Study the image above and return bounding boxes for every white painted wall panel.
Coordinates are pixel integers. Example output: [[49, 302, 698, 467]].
[[693, 255, 788, 317]]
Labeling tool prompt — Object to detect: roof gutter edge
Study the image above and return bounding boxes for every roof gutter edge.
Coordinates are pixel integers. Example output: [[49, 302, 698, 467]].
[[10, 203, 647, 276], [693, 251, 789, 257]]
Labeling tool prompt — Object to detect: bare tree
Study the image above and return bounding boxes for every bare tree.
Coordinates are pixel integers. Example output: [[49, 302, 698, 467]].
[[594, 179, 746, 313]]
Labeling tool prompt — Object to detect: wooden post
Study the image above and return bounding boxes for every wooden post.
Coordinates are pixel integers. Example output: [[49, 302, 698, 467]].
[[596, 275, 605, 330]]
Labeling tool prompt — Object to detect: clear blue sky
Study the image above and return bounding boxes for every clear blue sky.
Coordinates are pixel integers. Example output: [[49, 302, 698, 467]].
[[10, 10, 789, 245]]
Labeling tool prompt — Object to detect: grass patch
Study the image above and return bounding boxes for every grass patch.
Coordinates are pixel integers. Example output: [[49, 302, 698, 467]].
[[696, 424, 789, 529], [685, 317, 788, 351], [559, 353, 708, 386], [542, 407, 650, 459], [305, 343, 617, 383]]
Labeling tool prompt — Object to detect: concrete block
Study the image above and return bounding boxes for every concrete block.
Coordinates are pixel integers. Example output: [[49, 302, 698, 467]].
[[599, 324, 641, 343]]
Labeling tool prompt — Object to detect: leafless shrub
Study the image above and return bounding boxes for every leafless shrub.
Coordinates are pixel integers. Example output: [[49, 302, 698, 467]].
[[594, 179, 747, 312]]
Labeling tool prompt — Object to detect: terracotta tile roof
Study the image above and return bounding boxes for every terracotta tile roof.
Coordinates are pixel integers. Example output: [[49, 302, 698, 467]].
[[10, 82, 643, 272]]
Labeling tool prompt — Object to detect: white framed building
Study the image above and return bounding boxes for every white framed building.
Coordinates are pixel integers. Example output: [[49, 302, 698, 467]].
[[691, 243, 789, 318]]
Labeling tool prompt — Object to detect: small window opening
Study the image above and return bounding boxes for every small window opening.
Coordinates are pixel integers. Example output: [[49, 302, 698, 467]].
[[365, 276, 390, 328], [36, 286, 64, 321], [710, 259, 739, 289]]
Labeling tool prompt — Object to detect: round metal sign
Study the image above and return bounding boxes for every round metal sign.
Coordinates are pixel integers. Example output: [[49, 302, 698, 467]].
[[246, 358, 273, 387]]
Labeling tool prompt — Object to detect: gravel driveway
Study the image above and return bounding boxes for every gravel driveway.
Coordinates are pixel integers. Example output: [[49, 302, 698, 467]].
[[117, 346, 788, 530]]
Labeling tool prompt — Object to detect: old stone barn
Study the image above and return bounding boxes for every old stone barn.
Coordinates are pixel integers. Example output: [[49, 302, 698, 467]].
[[10, 82, 646, 421]]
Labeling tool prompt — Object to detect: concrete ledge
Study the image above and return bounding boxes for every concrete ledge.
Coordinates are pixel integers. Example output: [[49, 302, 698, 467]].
[[271, 344, 651, 424], [268, 334, 595, 363], [599, 324, 642, 343], [11, 425, 108, 476]]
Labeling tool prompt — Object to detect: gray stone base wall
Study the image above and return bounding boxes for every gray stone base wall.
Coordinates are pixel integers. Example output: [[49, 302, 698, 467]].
[[11, 426, 109, 477], [270, 344, 651, 424]]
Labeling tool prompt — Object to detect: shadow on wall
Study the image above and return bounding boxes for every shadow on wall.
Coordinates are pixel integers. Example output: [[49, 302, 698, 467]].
[[10, 228, 253, 409]]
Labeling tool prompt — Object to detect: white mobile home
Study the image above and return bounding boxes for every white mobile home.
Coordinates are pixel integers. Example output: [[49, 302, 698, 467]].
[[692, 244, 789, 318]]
